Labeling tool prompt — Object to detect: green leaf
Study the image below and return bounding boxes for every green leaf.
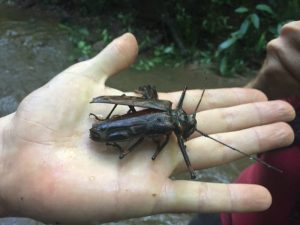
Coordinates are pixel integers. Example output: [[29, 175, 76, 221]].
[[163, 46, 174, 54], [235, 7, 249, 13], [220, 56, 228, 76], [77, 41, 85, 48], [256, 32, 266, 52], [256, 4, 274, 15], [219, 38, 237, 50], [79, 28, 89, 36], [239, 19, 250, 35], [231, 30, 242, 39], [148, 61, 154, 67], [250, 13, 260, 29]]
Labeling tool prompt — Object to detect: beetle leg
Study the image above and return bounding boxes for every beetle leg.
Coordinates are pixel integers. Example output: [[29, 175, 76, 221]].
[[106, 142, 125, 157], [108, 105, 136, 119], [176, 134, 196, 179], [106, 104, 118, 119], [89, 113, 103, 121], [119, 137, 144, 159], [127, 105, 137, 114], [105, 94, 127, 119], [152, 134, 170, 160]]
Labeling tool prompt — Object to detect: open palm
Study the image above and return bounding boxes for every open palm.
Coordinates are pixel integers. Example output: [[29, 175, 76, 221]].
[[0, 33, 295, 224]]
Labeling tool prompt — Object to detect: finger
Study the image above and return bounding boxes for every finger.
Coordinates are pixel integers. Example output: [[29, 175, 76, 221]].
[[154, 181, 271, 213], [174, 122, 294, 172], [159, 88, 268, 113], [261, 38, 300, 98], [196, 100, 295, 134], [279, 21, 300, 51], [38, 33, 137, 106], [87, 33, 138, 81], [266, 37, 300, 78]]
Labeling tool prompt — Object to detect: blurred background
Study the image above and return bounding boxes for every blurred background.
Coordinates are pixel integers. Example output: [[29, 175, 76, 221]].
[[0, 0, 299, 224]]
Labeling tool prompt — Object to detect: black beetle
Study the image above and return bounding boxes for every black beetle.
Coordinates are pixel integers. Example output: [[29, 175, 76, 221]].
[[89, 86, 281, 179]]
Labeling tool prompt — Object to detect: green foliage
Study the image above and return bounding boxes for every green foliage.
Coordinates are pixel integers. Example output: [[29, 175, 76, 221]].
[[37, 0, 300, 75], [100, 29, 112, 44], [59, 23, 113, 62], [133, 44, 182, 71], [216, 4, 274, 75], [59, 25, 93, 61], [214, 2, 295, 76], [77, 40, 91, 56]]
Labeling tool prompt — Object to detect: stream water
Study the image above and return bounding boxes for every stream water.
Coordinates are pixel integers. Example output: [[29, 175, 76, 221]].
[[0, 3, 253, 225]]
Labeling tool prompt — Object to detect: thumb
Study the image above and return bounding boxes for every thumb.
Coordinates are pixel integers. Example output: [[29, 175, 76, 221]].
[[88, 33, 138, 81]]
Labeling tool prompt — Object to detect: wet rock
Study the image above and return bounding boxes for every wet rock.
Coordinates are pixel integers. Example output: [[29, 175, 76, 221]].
[[0, 95, 18, 116], [0, 217, 45, 225]]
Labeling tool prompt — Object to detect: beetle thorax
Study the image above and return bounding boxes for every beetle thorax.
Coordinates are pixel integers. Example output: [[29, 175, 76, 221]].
[[172, 109, 197, 139]]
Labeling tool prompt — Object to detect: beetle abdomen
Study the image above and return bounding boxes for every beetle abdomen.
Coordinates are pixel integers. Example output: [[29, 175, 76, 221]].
[[90, 111, 174, 142]]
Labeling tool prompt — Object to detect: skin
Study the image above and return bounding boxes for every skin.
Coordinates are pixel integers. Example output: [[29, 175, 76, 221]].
[[0, 33, 295, 224], [246, 21, 300, 99]]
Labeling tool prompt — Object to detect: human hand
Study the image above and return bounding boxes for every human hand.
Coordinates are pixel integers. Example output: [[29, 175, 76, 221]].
[[0, 33, 295, 224], [246, 21, 300, 99]]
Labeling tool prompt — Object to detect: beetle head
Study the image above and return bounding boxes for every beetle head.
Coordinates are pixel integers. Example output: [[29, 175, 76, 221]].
[[89, 124, 106, 141], [175, 88, 205, 139]]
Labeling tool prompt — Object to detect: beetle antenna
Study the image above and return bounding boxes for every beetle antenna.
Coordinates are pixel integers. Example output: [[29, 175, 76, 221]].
[[195, 128, 283, 173], [193, 89, 205, 118], [177, 86, 187, 109]]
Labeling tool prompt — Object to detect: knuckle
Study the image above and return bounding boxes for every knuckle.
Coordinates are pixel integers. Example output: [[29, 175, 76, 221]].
[[280, 21, 300, 36], [250, 89, 267, 101], [64, 60, 90, 73], [264, 39, 285, 74], [266, 38, 282, 53], [220, 108, 235, 131]]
